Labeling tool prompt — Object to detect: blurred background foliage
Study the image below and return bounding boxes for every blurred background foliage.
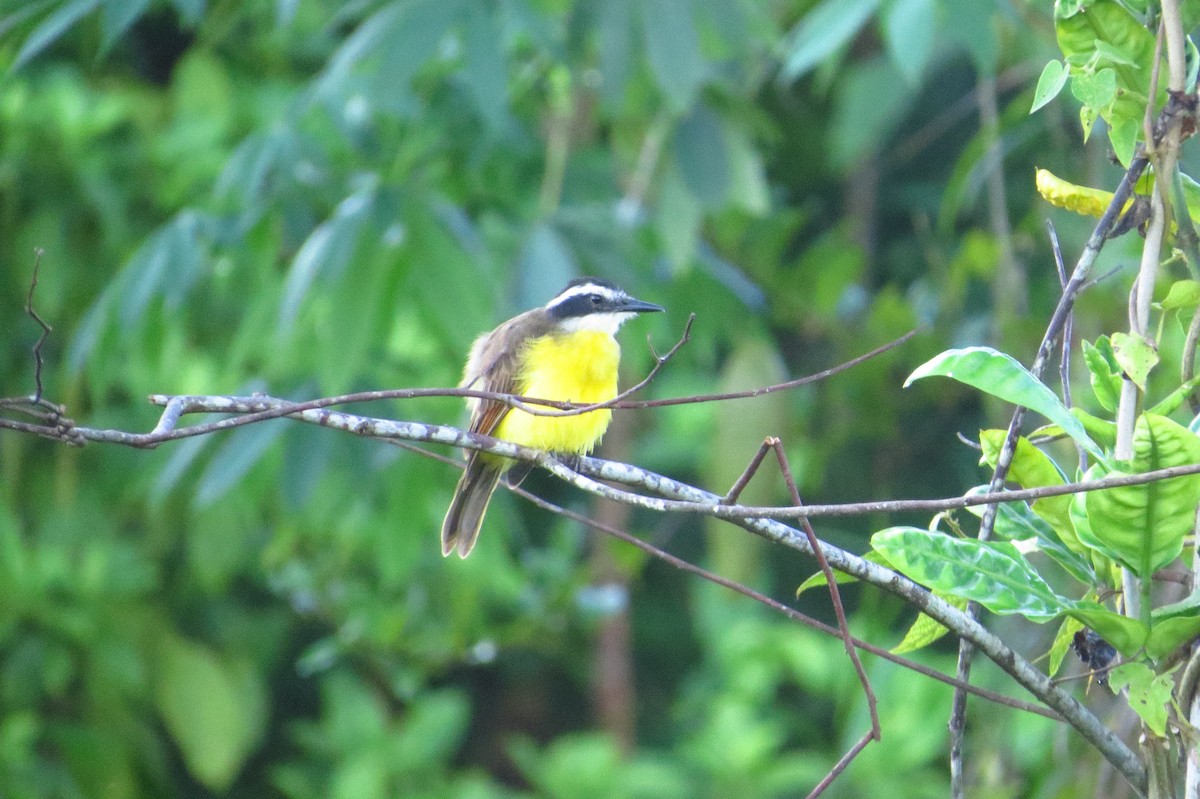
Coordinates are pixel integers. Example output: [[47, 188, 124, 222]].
[[0, 0, 1162, 796]]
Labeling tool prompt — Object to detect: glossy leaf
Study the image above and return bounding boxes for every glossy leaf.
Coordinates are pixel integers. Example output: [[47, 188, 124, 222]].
[[892, 592, 968, 654], [978, 431, 1083, 555], [1065, 605, 1148, 657], [1085, 414, 1200, 577], [907, 346, 1103, 458], [1082, 337, 1122, 413], [1048, 615, 1084, 677], [871, 527, 1070, 621], [964, 485, 1095, 583], [1145, 615, 1200, 660]]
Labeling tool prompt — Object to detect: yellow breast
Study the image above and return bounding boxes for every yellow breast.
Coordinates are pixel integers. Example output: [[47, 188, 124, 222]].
[[493, 330, 619, 454]]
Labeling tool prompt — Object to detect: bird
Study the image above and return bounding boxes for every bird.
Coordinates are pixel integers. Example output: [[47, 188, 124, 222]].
[[441, 277, 664, 558]]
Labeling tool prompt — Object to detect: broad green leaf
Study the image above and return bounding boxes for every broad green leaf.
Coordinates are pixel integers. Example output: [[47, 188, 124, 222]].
[[978, 431, 1083, 555], [672, 105, 730, 208], [906, 347, 1103, 458], [1048, 615, 1085, 676], [279, 183, 375, 331], [1066, 604, 1149, 657], [1031, 408, 1117, 451], [964, 486, 1095, 582], [1031, 60, 1069, 113], [1110, 331, 1158, 391], [1086, 414, 1200, 577], [882, 0, 934, 84], [1160, 279, 1200, 311], [781, 0, 880, 80], [1145, 615, 1200, 659], [640, 0, 705, 110], [871, 527, 1070, 621], [154, 636, 262, 790], [1109, 663, 1173, 736], [656, 164, 702, 269], [1082, 337, 1122, 413], [892, 592, 968, 654], [830, 57, 911, 170], [1070, 471, 1123, 566]]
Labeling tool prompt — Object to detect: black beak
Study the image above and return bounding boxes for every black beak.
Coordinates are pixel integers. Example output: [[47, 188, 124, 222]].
[[619, 296, 665, 314]]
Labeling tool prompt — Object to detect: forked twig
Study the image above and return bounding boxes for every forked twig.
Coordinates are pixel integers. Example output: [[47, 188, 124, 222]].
[[722, 436, 880, 796], [24, 248, 51, 403]]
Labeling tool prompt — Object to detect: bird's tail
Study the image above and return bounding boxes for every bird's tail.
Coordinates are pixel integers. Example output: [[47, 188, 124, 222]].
[[441, 455, 504, 558]]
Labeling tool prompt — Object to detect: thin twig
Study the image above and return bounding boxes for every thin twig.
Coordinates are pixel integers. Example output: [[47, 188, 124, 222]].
[[24, 248, 51, 403], [807, 730, 876, 799], [0, 392, 1149, 790], [503, 458, 1058, 718]]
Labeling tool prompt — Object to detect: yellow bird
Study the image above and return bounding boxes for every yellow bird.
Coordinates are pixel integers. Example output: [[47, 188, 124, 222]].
[[441, 277, 663, 557]]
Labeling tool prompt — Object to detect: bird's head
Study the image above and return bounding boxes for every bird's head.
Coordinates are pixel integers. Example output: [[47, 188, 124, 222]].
[[544, 277, 664, 334]]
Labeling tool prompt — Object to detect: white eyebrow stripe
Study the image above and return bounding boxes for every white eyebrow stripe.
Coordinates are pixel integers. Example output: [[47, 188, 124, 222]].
[[544, 283, 622, 310]]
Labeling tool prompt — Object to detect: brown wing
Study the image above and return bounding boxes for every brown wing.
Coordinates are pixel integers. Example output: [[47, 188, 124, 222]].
[[460, 309, 546, 438]]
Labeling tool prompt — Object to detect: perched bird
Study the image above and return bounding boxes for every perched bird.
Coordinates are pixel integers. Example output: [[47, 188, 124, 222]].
[[441, 277, 663, 558]]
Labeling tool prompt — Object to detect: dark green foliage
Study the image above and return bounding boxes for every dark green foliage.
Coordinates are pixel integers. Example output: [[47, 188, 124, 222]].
[[0, 0, 1127, 796]]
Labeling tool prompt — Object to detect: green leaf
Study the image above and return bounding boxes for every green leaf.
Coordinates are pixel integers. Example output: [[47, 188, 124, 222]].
[[1145, 615, 1200, 660], [964, 486, 1095, 582], [1110, 331, 1158, 391], [11, 0, 102, 72], [640, 0, 704, 110], [1031, 59, 1070, 113], [781, 0, 881, 80], [1048, 615, 1085, 676], [279, 183, 375, 332], [1082, 337, 1122, 412], [672, 105, 730, 208], [1065, 605, 1149, 657], [907, 346, 1103, 458], [1147, 375, 1200, 417], [1108, 662, 1174, 736], [1056, 0, 1158, 159], [882, 0, 934, 84], [1069, 67, 1118, 108], [892, 592, 968, 654], [1107, 115, 1140, 167], [871, 527, 1071, 621], [1159, 279, 1200, 311], [978, 432, 1084, 556], [655, 163, 702, 269], [1086, 414, 1200, 577], [154, 636, 262, 790]]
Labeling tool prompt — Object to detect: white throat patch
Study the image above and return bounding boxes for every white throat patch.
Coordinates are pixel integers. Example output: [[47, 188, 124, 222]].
[[557, 311, 629, 335]]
